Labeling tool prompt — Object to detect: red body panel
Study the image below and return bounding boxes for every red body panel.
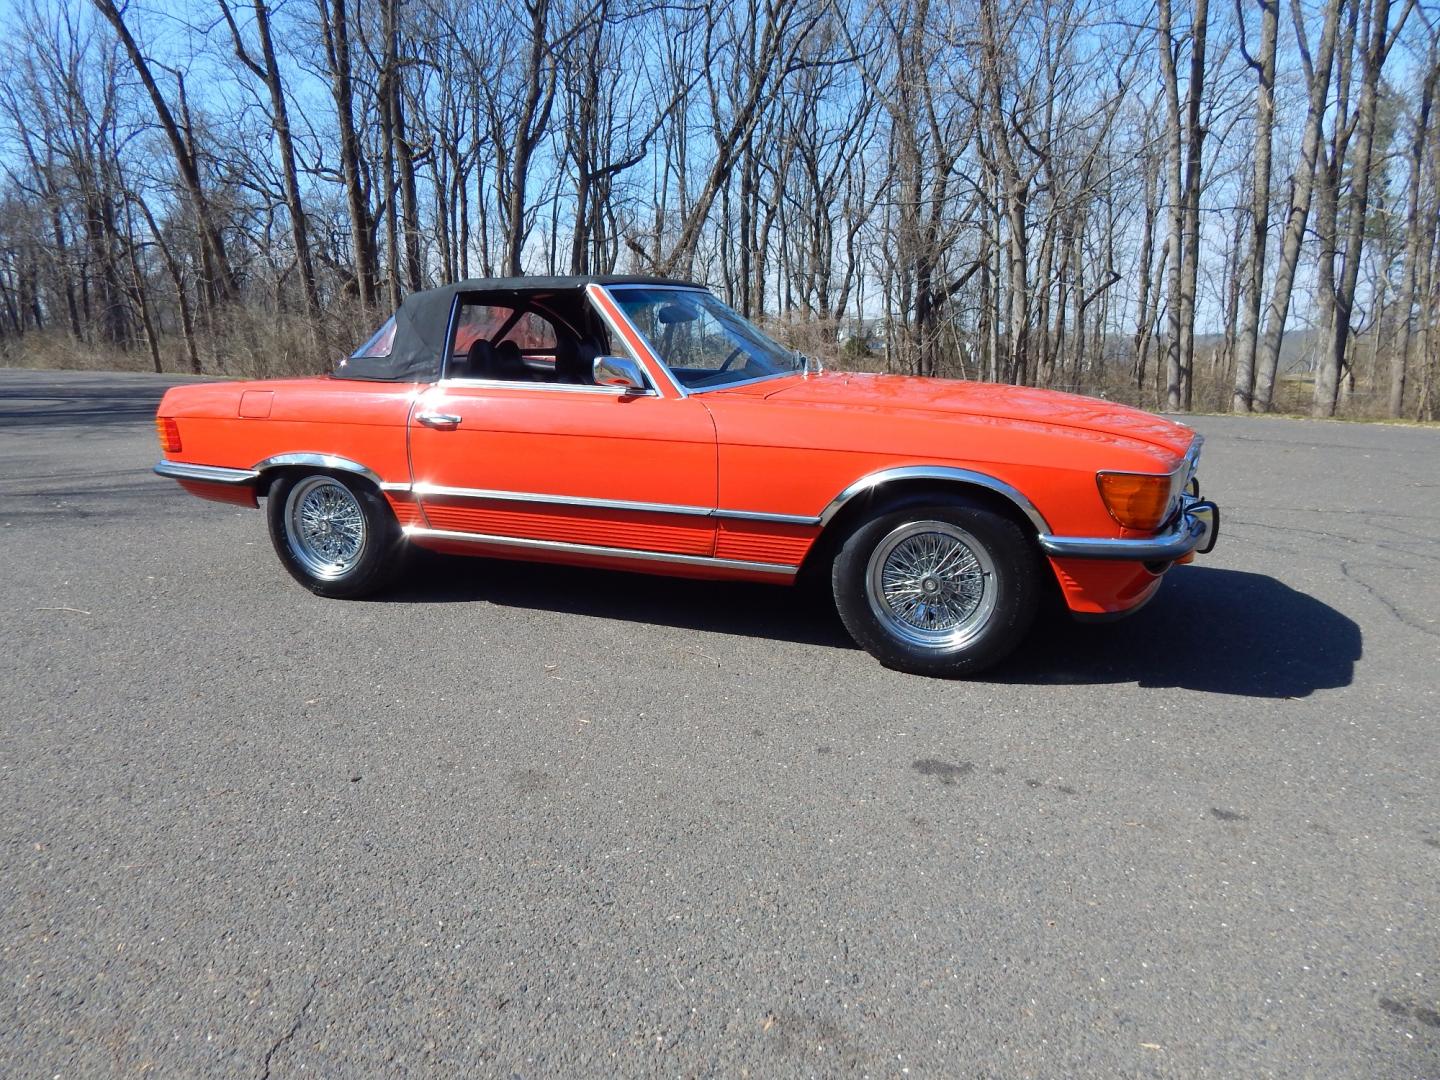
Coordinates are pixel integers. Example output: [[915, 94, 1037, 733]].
[[158, 377, 416, 485], [408, 383, 719, 556], [177, 479, 258, 508]]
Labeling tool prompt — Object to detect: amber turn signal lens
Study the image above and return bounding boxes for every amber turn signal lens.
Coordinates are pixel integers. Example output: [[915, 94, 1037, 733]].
[[155, 417, 182, 454], [1096, 471, 1176, 532]]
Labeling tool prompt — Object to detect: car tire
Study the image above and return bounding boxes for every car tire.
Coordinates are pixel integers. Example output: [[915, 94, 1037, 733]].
[[266, 471, 403, 598], [831, 496, 1043, 677]]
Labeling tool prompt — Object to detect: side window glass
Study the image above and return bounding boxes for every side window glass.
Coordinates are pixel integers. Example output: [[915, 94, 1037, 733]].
[[500, 312, 557, 351], [449, 301, 561, 383], [451, 304, 515, 365]]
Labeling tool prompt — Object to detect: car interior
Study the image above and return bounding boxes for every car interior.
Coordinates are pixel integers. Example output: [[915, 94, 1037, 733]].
[[446, 291, 615, 386]]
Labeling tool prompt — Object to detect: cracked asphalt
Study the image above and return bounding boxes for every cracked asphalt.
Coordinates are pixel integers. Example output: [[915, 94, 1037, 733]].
[[1, 367, 1437, 1078]]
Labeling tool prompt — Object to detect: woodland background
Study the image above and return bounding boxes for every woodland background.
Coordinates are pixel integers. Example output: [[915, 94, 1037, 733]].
[[0, 0, 1437, 418]]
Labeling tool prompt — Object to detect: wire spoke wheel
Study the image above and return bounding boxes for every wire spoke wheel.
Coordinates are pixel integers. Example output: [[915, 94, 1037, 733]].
[[864, 520, 997, 650], [285, 475, 367, 580]]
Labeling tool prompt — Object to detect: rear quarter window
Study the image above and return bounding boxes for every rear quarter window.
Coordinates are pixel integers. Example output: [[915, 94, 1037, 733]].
[[352, 317, 396, 358]]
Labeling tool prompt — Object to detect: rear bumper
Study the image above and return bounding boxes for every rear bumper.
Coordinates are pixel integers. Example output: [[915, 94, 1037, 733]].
[[1038, 495, 1219, 562], [154, 460, 259, 485]]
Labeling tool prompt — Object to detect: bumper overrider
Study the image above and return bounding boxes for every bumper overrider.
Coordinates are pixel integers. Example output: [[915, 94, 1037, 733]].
[[1039, 492, 1219, 562]]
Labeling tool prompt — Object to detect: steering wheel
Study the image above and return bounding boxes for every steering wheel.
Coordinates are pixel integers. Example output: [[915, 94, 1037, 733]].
[[716, 347, 746, 373]]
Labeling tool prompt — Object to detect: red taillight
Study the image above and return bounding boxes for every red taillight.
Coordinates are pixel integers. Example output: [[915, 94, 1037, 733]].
[[155, 417, 182, 454]]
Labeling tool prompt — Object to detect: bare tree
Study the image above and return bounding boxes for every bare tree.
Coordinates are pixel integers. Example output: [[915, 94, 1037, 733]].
[[1253, 0, 1344, 412], [219, 0, 321, 323], [1231, 0, 1279, 411], [90, 0, 237, 304]]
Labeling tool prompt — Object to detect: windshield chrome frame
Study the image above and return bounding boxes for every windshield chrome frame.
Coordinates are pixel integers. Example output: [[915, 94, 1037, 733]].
[[600, 283, 802, 395]]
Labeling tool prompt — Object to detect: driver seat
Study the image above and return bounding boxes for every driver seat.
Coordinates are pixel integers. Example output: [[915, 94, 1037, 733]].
[[462, 339, 496, 379], [553, 335, 601, 385]]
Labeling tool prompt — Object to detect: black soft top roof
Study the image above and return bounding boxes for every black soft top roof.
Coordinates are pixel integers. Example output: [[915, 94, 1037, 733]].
[[338, 275, 705, 382]]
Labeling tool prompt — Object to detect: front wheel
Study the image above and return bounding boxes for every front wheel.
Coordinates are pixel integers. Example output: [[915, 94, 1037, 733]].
[[267, 472, 402, 598], [832, 498, 1043, 677]]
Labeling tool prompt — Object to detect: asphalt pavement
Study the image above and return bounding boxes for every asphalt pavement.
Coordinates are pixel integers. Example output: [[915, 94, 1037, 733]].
[[1, 366, 1437, 1078]]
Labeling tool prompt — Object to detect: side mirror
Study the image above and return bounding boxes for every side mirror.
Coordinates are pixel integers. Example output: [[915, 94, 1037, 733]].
[[592, 355, 649, 393]]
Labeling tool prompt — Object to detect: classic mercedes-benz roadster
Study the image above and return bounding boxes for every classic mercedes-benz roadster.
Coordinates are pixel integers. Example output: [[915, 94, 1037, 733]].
[[154, 275, 1218, 676]]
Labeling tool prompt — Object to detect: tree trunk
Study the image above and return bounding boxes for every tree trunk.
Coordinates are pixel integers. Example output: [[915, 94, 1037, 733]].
[[317, 0, 376, 307], [1391, 43, 1438, 416], [1158, 0, 1186, 410], [1315, 0, 1413, 417], [1232, 0, 1278, 412], [1254, 0, 1344, 411]]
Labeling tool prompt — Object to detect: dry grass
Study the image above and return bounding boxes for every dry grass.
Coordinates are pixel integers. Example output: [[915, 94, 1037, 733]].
[[4, 306, 1431, 425], [0, 300, 375, 380]]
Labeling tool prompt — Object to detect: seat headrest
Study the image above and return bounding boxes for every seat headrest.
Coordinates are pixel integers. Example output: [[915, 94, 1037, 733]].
[[463, 339, 497, 379], [492, 340, 529, 381], [554, 336, 600, 385]]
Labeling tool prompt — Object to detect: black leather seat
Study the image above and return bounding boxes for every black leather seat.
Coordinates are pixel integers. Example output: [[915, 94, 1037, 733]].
[[462, 339, 496, 379], [553, 336, 601, 385], [491, 341, 529, 381], [465, 339, 530, 382]]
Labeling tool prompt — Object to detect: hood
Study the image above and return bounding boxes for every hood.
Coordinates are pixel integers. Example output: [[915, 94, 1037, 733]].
[[756, 372, 1196, 458]]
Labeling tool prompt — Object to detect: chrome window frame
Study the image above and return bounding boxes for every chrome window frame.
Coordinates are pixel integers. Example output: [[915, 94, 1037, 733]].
[[588, 284, 690, 399], [434, 377, 657, 397], [436, 288, 660, 396], [600, 284, 801, 396]]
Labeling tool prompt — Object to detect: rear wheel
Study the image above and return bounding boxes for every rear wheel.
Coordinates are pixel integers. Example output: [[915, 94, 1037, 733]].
[[267, 472, 402, 598], [832, 497, 1042, 677]]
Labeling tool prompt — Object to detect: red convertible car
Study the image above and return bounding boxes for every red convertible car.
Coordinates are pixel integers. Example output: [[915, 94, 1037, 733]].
[[154, 275, 1218, 676]]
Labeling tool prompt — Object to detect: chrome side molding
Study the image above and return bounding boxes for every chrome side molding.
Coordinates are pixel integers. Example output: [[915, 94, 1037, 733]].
[[403, 526, 799, 575], [410, 483, 819, 525]]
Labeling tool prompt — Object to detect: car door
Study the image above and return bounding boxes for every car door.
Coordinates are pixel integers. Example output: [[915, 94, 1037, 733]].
[[407, 297, 718, 560]]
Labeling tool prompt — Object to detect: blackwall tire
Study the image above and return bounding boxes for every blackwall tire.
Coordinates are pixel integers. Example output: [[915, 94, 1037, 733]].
[[266, 471, 402, 599], [831, 497, 1042, 677]]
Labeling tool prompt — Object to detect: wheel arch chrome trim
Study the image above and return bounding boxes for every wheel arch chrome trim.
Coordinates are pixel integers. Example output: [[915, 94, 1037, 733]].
[[251, 453, 412, 492], [817, 466, 1052, 534]]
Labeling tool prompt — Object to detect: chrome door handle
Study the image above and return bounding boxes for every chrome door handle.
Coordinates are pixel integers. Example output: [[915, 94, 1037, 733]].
[[417, 412, 462, 430]]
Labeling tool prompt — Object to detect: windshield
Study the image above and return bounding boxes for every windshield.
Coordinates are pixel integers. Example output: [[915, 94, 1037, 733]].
[[609, 288, 800, 390]]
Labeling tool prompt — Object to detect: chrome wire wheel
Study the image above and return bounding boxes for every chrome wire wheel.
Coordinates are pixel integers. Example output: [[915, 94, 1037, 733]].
[[864, 520, 997, 650], [284, 475, 367, 580]]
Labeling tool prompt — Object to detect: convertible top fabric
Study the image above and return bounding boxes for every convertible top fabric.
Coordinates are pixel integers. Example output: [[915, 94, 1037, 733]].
[[334, 275, 702, 382]]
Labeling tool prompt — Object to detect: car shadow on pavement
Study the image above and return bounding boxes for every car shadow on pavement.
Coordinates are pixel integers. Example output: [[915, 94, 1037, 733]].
[[385, 552, 858, 650], [387, 558, 1359, 696], [995, 566, 1362, 698]]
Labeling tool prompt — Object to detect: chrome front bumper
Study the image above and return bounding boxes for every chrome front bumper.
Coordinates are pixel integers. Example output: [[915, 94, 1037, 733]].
[[1039, 494, 1219, 562]]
